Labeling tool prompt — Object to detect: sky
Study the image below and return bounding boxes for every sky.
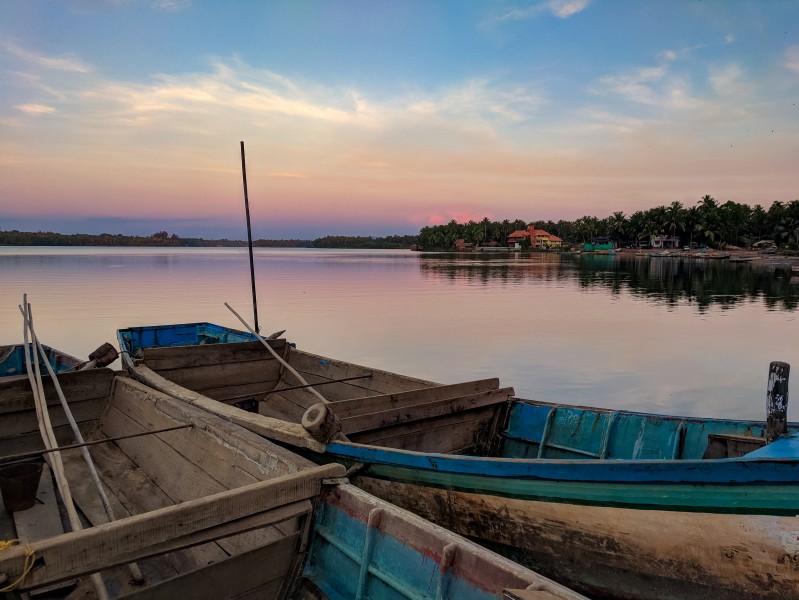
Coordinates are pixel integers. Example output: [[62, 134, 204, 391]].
[[1, 1, 798, 240]]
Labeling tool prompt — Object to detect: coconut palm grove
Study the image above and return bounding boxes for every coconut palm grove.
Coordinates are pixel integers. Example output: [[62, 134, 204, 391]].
[[416, 196, 799, 251]]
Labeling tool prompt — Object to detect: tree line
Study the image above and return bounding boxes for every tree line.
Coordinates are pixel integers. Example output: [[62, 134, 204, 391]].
[[0, 229, 417, 249], [416, 196, 799, 250]]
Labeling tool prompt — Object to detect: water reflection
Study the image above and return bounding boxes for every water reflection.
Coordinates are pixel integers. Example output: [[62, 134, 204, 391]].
[[419, 253, 799, 312]]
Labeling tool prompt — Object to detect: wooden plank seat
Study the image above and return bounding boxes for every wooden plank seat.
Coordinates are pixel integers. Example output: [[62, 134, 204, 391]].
[[326, 379, 514, 453]]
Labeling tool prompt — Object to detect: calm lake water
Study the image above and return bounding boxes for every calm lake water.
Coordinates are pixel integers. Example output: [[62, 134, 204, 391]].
[[2, 246, 798, 421]]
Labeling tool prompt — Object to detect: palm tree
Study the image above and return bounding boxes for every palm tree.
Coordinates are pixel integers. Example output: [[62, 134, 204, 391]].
[[695, 195, 720, 248], [662, 201, 685, 241], [608, 211, 627, 245]]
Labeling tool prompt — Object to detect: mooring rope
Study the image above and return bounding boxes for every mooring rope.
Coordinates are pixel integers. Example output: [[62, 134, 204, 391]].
[[0, 540, 36, 592]]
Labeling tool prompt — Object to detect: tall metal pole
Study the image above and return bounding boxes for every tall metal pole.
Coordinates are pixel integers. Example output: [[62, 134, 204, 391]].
[[240, 141, 259, 333]]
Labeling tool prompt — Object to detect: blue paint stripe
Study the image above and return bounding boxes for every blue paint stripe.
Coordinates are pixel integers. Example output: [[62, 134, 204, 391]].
[[326, 442, 799, 484]]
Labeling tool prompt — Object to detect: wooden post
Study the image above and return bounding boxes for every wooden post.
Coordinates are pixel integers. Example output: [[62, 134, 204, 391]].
[[767, 361, 790, 443]]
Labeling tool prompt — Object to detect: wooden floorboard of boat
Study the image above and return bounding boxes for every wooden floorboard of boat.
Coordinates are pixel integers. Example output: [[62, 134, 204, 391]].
[[61, 444, 227, 576]]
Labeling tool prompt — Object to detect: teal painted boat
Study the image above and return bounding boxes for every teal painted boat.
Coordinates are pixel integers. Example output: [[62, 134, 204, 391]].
[[0, 343, 82, 378], [118, 322, 799, 600]]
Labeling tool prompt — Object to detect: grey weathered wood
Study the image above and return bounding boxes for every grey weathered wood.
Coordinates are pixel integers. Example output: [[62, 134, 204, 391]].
[[332, 378, 501, 420], [766, 361, 790, 443], [18, 466, 76, 596], [12, 464, 66, 543], [66, 438, 231, 574], [0, 423, 95, 457], [703, 434, 766, 459], [0, 464, 344, 589], [117, 533, 299, 600], [156, 359, 282, 394], [340, 387, 513, 435], [288, 349, 436, 396], [140, 340, 286, 370], [260, 390, 314, 422], [302, 403, 343, 444], [202, 380, 280, 403], [352, 407, 499, 453], [128, 365, 325, 452], [124, 535, 299, 600], [0, 369, 113, 414], [0, 397, 105, 438]]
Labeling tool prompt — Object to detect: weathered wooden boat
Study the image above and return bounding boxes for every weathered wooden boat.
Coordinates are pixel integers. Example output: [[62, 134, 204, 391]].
[[0, 343, 81, 378], [118, 322, 799, 600], [0, 367, 344, 599], [0, 355, 583, 599]]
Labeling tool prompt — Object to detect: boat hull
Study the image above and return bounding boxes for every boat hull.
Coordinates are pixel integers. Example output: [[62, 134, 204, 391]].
[[301, 484, 584, 600], [356, 477, 799, 600]]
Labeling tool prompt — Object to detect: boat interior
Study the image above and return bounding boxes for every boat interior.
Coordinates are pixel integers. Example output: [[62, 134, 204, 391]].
[[0, 368, 340, 599]]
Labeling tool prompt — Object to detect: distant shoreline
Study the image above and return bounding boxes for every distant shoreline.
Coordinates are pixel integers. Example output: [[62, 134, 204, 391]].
[[0, 230, 418, 250]]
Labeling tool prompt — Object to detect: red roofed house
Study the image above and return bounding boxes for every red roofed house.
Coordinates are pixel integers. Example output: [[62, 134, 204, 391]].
[[508, 225, 562, 250]]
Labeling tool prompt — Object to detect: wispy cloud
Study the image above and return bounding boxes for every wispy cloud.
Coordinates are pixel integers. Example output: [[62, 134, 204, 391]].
[[708, 63, 748, 97], [547, 0, 591, 18], [15, 103, 56, 115], [485, 0, 590, 26], [151, 0, 191, 11], [4, 42, 92, 73], [592, 65, 695, 109], [786, 45, 799, 75]]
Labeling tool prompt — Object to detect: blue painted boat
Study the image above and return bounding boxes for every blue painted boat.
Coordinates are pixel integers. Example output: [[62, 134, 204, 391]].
[[118, 322, 799, 600], [0, 343, 82, 378]]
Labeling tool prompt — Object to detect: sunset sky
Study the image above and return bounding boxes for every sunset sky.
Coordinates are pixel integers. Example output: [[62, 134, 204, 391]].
[[1, 1, 798, 239]]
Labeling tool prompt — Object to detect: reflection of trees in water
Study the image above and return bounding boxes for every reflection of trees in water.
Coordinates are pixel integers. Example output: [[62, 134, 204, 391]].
[[418, 253, 799, 312], [419, 252, 571, 287]]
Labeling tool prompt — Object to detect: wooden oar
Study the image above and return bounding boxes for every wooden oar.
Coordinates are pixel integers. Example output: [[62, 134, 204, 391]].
[[19, 298, 110, 600], [20, 302, 146, 585]]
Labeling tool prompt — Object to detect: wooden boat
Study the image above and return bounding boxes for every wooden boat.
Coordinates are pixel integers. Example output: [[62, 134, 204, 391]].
[[0, 367, 344, 599], [0, 356, 583, 600], [118, 322, 799, 600], [0, 343, 82, 378]]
